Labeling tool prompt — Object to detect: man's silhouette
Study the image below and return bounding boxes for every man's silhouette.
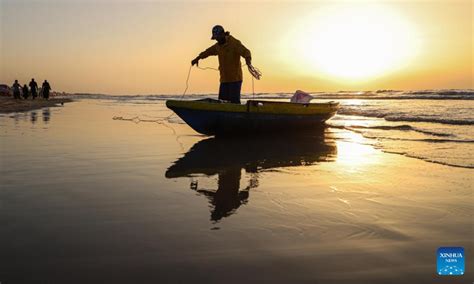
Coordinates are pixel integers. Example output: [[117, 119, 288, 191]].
[[191, 25, 252, 104], [42, 80, 51, 99], [12, 80, 21, 99], [29, 79, 38, 99], [22, 84, 29, 99]]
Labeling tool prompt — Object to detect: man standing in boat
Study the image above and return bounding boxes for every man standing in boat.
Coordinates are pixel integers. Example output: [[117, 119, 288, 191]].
[[191, 25, 252, 104]]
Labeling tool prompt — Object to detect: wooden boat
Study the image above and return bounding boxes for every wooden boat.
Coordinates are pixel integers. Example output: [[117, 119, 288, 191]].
[[166, 98, 339, 136], [165, 134, 337, 178]]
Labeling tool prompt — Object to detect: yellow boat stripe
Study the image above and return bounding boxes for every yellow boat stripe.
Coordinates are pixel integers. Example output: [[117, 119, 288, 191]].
[[166, 100, 339, 116]]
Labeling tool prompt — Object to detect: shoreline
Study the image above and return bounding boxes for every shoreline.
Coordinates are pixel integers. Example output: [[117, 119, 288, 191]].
[[0, 96, 73, 114]]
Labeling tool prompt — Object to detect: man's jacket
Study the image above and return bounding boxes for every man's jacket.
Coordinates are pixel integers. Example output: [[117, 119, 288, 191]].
[[199, 35, 251, 83]]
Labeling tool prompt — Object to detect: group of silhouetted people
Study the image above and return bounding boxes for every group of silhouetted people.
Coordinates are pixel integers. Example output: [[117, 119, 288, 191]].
[[12, 78, 51, 100]]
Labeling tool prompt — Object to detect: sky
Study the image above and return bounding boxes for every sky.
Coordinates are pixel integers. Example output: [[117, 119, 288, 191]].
[[0, 0, 472, 95]]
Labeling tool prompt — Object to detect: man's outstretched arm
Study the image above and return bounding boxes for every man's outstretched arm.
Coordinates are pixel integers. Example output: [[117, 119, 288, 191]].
[[192, 45, 218, 66]]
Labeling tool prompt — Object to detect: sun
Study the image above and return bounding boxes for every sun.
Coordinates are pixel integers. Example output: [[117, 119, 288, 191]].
[[289, 4, 419, 80]]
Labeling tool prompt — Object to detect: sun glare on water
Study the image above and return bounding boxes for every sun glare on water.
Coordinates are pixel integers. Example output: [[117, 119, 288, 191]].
[[289, 4, 419, 80]]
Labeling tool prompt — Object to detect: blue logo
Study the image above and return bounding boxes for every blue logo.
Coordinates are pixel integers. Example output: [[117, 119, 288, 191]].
[[437, 247, 465, 276]]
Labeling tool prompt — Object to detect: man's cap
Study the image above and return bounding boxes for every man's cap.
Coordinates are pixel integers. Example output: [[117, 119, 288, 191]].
[[211, 25, 225, 39]]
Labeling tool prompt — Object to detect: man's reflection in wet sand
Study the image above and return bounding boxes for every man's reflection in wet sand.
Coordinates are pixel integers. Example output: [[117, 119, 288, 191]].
[[42, 108, 50, 123], [166, 132, 337, 222], [191, 167, 256, 222], [30, 111, 38, 124]]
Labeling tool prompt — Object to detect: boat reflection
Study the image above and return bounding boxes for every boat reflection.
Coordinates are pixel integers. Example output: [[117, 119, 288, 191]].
[[166, 132, 337, 222]]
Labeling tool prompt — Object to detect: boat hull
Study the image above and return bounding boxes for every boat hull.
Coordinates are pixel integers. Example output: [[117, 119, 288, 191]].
[[166, 99, 339, 136]]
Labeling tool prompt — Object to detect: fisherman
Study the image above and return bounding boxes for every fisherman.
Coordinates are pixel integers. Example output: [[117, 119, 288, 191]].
[[22, 84, 29, 100], [191, 25, 252, 104], [42, 80, 51, 99], [29, 78, 38, 99], [12, 80, 21, 99]]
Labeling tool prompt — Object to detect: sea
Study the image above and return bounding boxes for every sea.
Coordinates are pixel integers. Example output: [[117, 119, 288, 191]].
[[69, 89, 474, 169]]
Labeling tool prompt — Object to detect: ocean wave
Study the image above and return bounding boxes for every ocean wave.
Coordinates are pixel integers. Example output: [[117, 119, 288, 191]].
[[378, 149, 474, 169], [69, 89, 474, 101], [338, 109, 474, 125], [384, 116, 474, 126], [308, 93, 474, 100], [372, 136, 474, 144], [345, 124, 454, 137]]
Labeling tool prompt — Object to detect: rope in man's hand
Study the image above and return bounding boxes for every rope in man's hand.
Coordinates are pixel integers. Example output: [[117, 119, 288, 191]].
[[197, 63, 262, 80]]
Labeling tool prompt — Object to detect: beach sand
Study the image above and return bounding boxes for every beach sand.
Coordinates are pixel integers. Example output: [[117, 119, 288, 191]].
[[0, 96, 73, 114], [0, 99, 472, 283]]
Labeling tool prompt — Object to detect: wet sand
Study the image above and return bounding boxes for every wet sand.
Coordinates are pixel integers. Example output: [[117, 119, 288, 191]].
[[0, 96, 73, 113], [0, 100, 472, 283]]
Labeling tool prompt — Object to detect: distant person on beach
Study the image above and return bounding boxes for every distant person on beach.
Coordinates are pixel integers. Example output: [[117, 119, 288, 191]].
[[191, 25, 252, 104], [42, 80, 51, 99], [12, 80, 21, 99], [29, 78, 38, 99], [22, 84, 29, 99]]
